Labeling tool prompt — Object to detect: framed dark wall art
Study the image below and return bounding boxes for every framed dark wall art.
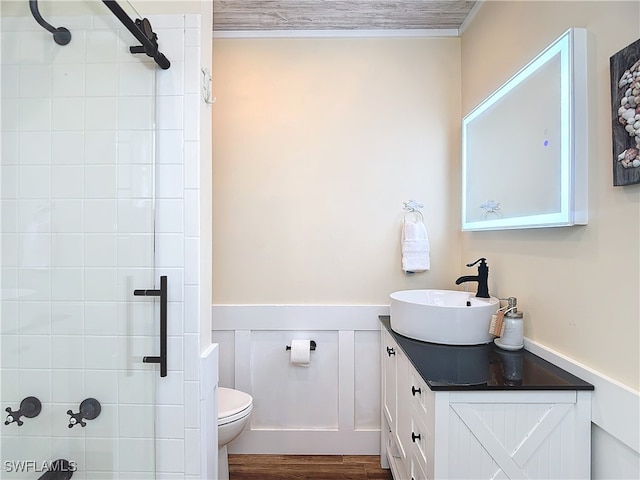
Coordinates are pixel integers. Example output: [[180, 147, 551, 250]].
[[610, 38, 640, 186]]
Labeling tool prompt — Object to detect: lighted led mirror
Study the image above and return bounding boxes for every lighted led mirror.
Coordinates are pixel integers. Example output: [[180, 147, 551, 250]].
[[462, 28, 588, 231]]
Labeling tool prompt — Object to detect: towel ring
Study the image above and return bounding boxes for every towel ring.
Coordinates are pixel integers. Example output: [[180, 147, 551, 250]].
[[404, 210, 424, 222]]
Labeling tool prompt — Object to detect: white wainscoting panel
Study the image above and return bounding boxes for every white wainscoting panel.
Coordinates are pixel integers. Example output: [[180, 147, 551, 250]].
[[211, 305, 388, 454], [354, 330, 381, 430], [251, 330, 340, 429]]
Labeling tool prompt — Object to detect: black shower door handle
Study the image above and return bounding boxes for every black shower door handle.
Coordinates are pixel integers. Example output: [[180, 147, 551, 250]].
[[134, 275, 167, 377]]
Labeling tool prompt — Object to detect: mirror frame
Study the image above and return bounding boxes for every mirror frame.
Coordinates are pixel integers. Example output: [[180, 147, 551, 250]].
[[461, 28, 588, 231]]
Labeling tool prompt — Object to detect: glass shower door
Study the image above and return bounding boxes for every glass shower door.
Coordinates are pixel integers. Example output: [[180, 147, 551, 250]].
[[1, 9, 160, 478]]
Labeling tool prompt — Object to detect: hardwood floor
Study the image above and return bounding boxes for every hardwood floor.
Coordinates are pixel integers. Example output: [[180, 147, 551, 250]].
[[228, 454, 393, 480]]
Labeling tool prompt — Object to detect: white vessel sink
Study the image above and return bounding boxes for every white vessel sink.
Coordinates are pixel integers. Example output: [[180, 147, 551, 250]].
[[390, 289, 500, 345]]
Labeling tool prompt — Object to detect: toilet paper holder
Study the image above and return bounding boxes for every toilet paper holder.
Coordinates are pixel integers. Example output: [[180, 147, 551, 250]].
[[286, 340, 316, 351]]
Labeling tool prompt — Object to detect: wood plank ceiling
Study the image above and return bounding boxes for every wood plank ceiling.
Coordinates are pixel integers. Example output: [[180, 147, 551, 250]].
[[213, 0, 477, 32]]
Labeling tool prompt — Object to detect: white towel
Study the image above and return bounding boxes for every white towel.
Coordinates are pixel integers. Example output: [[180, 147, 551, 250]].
[[401, 219, 430, 273]]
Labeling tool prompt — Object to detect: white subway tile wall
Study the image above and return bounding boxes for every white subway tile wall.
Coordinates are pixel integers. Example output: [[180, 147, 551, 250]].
[[0, 13, 202, 479]]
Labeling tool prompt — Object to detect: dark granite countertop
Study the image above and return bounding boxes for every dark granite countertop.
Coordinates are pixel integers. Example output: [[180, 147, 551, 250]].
[[380, 316, 594, 391]]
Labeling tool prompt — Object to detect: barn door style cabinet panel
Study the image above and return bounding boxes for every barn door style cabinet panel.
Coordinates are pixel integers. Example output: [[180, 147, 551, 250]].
[[380, 317, 593, 480]]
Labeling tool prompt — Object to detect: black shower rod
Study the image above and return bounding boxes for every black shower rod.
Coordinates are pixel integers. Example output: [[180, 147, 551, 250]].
[[28, 0, 171, 70], [101, 0, 171, 70]]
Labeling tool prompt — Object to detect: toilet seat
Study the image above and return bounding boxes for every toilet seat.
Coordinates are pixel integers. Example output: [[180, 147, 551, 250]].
[[218, 387, 253, 426]]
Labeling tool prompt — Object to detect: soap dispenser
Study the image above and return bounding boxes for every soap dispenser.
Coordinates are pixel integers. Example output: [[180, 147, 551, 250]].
[[496, 297, 524, 350]]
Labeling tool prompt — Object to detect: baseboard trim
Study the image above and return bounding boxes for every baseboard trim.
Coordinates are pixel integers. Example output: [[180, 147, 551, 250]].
[[228, 429, 380, 455]]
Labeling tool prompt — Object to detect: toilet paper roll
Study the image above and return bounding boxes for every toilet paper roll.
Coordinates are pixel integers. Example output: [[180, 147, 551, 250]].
[[289, 339, 311, 367]]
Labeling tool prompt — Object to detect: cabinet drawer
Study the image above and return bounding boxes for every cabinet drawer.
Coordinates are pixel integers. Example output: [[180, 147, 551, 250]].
[[408, 368, 435, 421], [409, 412, 433, 471], [386, 423, 403, 460], [409, 451, 428, 480]]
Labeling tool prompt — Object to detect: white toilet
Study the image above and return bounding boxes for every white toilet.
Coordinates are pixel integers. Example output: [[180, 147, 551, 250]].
[[217, 387, 253, 480]]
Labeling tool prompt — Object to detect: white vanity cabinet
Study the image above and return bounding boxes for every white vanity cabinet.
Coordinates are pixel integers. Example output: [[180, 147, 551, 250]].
[[381, 319, 593, 480], [382, 328, 436, 480], [381, 327, 408, 474]]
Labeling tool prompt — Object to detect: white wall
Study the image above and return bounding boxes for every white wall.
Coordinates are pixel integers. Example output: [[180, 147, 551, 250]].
[[460, 0, 639, 393], [198, 0, 214, 353], [211, 37, 462, 455], [460, 1, 640, 478], [212, 36, 462, 304]]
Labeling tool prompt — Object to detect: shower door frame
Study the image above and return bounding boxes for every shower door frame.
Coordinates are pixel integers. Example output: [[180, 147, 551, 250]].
[[0, 8, 165, 478]]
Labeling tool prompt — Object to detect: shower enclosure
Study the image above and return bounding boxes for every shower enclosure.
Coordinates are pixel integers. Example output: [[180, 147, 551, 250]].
[[1, 1, 174, 477]]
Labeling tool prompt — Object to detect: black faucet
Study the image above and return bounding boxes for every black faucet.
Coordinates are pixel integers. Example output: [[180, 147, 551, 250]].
[[455, 258, 490, 298]]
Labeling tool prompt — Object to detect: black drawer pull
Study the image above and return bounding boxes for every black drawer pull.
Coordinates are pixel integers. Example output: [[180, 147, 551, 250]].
[[386, 346, 395, 356], [412, 385, 422, 396], [411, 432, 421, 442]]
